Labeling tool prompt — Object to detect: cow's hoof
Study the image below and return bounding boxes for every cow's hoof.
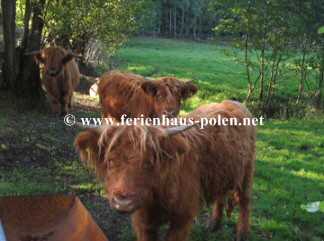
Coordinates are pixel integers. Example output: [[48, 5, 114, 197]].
[[236, 233, 249, 241], [206, 220, 221, 232], [61, 110, 68, 116], [52, 112, 60, 117]]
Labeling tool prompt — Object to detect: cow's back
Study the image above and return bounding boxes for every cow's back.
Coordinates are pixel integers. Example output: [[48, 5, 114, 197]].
[[98, 72, 151, 119], [184, 100, 256, 204], [66, 59, 80, 89]]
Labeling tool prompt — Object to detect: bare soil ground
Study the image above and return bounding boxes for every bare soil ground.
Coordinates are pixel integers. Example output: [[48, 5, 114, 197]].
[[0, 89, 133, 240]]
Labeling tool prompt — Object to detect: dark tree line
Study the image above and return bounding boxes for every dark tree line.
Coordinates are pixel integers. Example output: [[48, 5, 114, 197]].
[[140, 0, 219, 38]]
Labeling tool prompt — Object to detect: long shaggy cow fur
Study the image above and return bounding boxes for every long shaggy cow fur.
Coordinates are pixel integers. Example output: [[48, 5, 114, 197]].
[[34, 47, 80, 116], [75, 100, 256, 241], [98, 71, 197, 120]]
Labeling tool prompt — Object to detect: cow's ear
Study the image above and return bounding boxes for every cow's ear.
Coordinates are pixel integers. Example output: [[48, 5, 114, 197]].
[[62, 53, 74, 65], [74, 128, 105, 176], [159, 134, 189, 159], [34, 54, 44, 65], [181, 84, 198, 100], [141, 81, 157, 96]]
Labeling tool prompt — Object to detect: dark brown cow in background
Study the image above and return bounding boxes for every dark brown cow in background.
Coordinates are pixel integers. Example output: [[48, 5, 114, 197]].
[[75, 100, 256, 241], [98, 71, 197, 120], [32, 47, 80, 116]]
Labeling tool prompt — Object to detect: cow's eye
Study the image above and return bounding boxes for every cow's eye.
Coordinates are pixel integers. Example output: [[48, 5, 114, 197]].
[[108, 159, 114, 167], [142, 161, 153, 171], [156, 94, 163, 101]]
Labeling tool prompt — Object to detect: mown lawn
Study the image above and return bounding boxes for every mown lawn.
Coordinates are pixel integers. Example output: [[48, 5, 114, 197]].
[[1, 38, 323, 241]]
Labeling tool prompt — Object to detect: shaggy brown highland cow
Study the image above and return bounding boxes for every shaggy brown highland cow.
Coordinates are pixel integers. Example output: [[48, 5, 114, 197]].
[[32, 46, 80, 116], [0, 195, 108, 241], [98, 71, 197, 120], [75, 100, 256, 241]]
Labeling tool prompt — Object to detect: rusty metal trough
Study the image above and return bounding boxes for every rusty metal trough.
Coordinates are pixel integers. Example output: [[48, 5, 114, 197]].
[[0, 195, 108, 241]]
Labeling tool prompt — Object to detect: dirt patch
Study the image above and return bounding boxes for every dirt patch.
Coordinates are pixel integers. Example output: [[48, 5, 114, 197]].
[[0, 91, 133, 240], [80, 193, 132, 240]]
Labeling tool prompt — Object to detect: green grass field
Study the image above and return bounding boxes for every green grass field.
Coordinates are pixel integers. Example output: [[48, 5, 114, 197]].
[[0, 38, 323, 240]]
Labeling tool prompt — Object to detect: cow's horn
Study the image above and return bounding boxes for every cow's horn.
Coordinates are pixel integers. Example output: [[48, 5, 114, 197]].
[[24, 50, 43, 55], [68, 52, 83, 58], [74, 122, 99, 129], [163, 124, 194, 136], [186, 78, 196, 83]]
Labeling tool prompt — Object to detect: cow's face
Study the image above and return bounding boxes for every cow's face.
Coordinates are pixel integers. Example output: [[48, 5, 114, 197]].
[[75, 126, 164, 213], [104, 143, 157, 213], [34, 47, 74, 77], [75, 126, 188, 213], [141, 78, 197, 118]]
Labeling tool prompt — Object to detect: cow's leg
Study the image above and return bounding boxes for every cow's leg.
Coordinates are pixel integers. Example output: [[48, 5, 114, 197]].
[[236, 192, 251, 241], [207, 197, 225, 232], [68, 91, 73, 109], [236, 164, 253, 241], [60, 94, 69, 116], [227, 196, 235, 220], [48, 95, 60, 116], [100, 101, 108, 119], [132, 211, 160, 241], [165, 215, 195, 241]]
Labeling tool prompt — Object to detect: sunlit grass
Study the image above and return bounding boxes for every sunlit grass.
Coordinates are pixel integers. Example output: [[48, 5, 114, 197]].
[[115, 38, 248, 111], [114, 38, 319, 110]]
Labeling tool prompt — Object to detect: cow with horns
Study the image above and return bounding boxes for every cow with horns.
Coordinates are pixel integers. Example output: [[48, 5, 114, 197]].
[[98, 71, 198, 120], [74, 100, 256, 241], [28, 47, 81, 116]]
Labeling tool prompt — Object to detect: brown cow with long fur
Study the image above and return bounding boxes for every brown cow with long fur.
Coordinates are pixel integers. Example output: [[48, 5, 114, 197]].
[[74, 100, 256, 241], [0, 195, 108, 241], [98, 71, 197, 120], [34, 47, 80, 116]]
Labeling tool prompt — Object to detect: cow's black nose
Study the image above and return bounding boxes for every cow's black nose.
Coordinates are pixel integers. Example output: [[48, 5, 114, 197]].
[[47, 68, 58, 76], [163, 110, 176, 118], [111, 193, 139, 213]]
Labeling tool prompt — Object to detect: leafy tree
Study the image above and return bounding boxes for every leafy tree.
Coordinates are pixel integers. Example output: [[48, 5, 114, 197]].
[[1, 0, 149, 104], [212, 0, 323, 116], [44, 0, 149, 68], [291, 0, 323, 105], [16, 0, 46, 102]]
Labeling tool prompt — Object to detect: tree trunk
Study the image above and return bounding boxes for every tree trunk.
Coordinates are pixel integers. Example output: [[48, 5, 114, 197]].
[[264, 54, 282, 115], [185, 11, 188, 37], [169, 7, 172, 37], [199, 16, 202, 38], [71, 32, 89, 71], [21, 0, 32, 49], [174, 6, 177, 38], [180, 6, 184, 38], [1, 0, 17, 90], [313, 62, 323, 109], [296, 36, 308, 104], [193, 16, 196, 38], [259, 40, 266, 104], [244, 33, 253, 101], [16, 0, 46, 104]]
